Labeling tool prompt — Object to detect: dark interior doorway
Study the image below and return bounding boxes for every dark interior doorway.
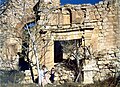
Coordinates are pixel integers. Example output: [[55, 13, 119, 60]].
[[54, 39, 82, 63], [18, 42, 29, 71], [54, 41, 63, 63]]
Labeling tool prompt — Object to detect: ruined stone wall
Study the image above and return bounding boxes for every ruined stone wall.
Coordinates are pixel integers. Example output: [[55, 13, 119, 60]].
[[116, 0, 120, 47], [0, 0, 36, 70], [37, 0, 119, 83], [0, 0, 60, 83], [114, 0, 120, 77], [0, 0, 120, 84], [79, 1, 118, 83], [80, 1, 119, 83], [39, 1, 117, 51]]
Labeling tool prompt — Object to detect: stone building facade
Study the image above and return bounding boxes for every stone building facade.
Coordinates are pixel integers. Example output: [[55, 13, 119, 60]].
[[0, 0, 120, 84]]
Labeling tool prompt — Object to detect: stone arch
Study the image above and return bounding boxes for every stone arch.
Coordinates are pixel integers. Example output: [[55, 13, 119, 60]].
[[62, 8, 72, 25], [72, 8, 84, 24]]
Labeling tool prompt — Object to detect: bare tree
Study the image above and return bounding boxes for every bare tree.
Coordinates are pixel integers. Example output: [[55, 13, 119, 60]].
[[0, 0, 59, 85]]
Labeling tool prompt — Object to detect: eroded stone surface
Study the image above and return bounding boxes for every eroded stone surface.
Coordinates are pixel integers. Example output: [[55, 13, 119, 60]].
[[0, 0, 120, 84]]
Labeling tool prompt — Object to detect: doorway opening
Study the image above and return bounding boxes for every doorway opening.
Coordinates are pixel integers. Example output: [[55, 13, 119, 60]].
[[54, 39, 82, 63], [54, 41, 63, 63], [54, 39, 84, 82]]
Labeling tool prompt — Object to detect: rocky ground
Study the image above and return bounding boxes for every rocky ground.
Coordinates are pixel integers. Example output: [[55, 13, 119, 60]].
[[0, 80, 120, 87], [0, 61, 120, 87], [0, 70, 120, 87]]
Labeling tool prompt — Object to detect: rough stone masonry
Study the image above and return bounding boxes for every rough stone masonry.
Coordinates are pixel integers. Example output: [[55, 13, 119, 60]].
[[0, 0, 120, 84]]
